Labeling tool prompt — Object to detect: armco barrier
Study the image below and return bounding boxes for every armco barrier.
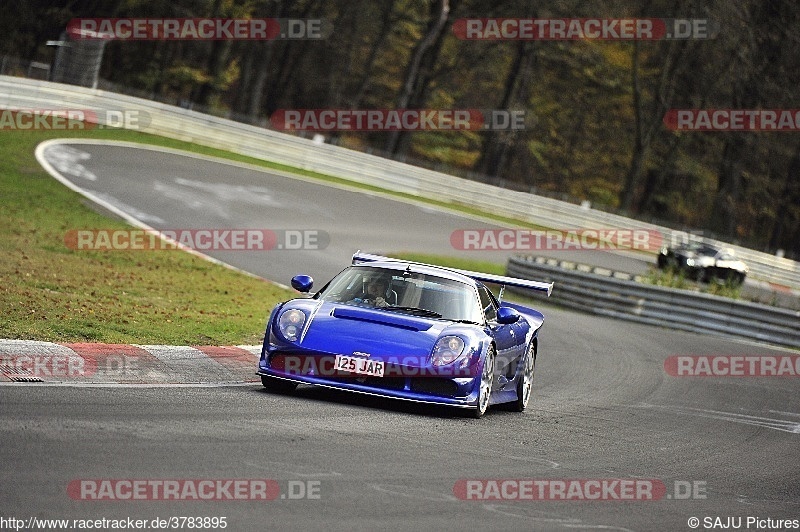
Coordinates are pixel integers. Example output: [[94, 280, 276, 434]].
[[1, 76, 799, 289], [507, 256, 800, 349]]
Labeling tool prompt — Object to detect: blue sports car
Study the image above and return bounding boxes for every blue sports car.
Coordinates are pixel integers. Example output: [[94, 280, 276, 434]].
[[257, 253, 552, 417]]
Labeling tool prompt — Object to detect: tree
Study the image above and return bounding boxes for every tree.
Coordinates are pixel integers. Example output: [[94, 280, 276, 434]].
[[384, 0, 452, 156]]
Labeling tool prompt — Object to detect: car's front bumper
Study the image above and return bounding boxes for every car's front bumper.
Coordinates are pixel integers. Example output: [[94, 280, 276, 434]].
[[257, 351, 482, 408]]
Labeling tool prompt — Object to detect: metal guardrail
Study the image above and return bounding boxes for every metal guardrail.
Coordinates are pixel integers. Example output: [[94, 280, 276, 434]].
[[506, 256, 800, 349], [1, 75, 799, 289]]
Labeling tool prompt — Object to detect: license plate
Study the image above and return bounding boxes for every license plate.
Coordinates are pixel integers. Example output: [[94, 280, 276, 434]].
[[334, 355, 384, 377]]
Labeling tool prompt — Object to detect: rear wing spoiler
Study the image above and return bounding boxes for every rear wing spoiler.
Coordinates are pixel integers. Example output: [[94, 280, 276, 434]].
[[352, 251, 553, 297]]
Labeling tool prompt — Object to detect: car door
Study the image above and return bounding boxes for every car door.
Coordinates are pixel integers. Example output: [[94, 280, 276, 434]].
[[478, 285, 522, 381]]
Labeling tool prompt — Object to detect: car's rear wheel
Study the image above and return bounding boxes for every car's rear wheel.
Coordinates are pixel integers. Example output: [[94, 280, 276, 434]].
[[511, 342, 536, 412], [472, 346, 495, 418], [261, 375, 298, 394]]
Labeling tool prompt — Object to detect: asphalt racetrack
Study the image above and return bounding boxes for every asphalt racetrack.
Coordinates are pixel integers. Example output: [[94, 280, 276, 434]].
[[1, 140, 797, 531]]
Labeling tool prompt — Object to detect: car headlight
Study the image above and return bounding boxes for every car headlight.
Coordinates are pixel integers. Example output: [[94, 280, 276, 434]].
[[431, 336, 466, 366], [278, 309, 306, 342], [686, 258, 695, 266]]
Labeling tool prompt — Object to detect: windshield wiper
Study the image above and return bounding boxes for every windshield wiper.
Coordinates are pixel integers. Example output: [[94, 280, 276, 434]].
[[383, 306, 442, 318], [449, 319, 482, 325]]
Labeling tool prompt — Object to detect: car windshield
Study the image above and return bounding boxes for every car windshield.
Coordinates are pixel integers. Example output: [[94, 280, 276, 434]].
[[697, 245, 721, 256], [677, 242, 706, 251], [677, 242, 719, 256], [317, 266, 483, 323]]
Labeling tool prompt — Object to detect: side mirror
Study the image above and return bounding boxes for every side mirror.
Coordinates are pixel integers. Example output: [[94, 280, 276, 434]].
[[496, 306, 520, 324], [291, 274, 314, 293]]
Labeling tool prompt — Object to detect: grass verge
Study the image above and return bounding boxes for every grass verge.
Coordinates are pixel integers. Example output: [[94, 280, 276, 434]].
[[642, 266, 743, 299], [0, 128, 293, 345]]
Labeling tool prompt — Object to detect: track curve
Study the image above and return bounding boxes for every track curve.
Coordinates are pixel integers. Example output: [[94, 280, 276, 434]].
[[1, 140, 796, 531]]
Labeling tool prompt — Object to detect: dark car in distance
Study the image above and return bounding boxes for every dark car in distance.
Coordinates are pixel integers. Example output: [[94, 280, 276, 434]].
[[657, 242, 748, 285]]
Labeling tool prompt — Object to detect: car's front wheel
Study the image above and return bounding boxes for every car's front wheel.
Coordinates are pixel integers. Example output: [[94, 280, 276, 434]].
[[511, 342, 536, 412], [261, 375, 298, 394], [694, 267, 709, 283], [472, 346, 496, 418]]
